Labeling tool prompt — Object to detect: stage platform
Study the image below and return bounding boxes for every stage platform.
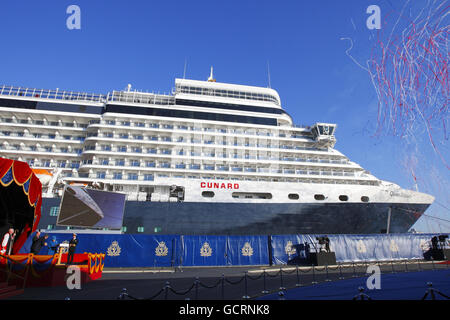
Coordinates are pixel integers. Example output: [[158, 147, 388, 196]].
[[0, 252, 105, 287]]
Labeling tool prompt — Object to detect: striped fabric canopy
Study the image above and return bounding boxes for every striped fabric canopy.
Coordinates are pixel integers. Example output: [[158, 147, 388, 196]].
[[0, 157, 42, 254]]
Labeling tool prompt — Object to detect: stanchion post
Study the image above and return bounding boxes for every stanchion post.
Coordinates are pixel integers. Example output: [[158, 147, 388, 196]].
[[242, 272, 250, 299], [262, 270, 269, 294], [338, 262, 344, 280], [325, 264, 331, 282], [296, 266, 301, 287], [279, 267, 285, 291], [195, 277, 199, 300], [221, 274, 225, 300], [418, 259, 421, 272], [118, 288, 128, 300], [391, 260, 396, 274], [352, 261, 357, 278], [164, 281, 170, 300], [312, 264, 318, 284]]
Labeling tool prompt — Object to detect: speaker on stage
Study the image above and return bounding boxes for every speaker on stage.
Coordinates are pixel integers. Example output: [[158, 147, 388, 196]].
[[309, 251, 337, 266], [429, 248, 450, 261]]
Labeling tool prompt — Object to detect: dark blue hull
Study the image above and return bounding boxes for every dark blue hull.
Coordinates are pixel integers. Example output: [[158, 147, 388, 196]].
[[38, 198, 429, 235]]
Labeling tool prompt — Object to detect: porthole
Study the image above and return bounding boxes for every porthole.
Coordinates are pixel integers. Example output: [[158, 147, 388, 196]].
[[314, 194, 325, 201], [361, 196, 369, 203], [232, 192, 272, 199], [288, 193, 299, 200], [202, 191, 215, 198], [339, 195, 348, 201]]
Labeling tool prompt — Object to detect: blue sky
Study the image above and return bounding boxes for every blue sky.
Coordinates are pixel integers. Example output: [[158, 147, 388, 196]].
[[0, 0, 448, 232]]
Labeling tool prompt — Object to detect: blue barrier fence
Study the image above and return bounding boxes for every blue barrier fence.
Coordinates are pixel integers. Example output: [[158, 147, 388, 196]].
[[271, 233, 442, 265], [19, 232, 447, 268]]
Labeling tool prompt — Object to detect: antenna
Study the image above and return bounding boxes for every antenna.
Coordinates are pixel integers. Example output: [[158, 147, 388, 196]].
[[207, 66, 216, 82], [183, 58, 187, 79], [267, 61, 271, 88]]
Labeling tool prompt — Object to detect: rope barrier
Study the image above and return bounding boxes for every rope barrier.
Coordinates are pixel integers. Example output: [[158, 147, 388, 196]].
[[168, 282, 196, 296], [146, 288, 165, 300], [265, 269, 281, 278], [281, 268, 297, 275], [114, 257, 449, 300], [224, 275, 245, 285], [198, 278, 222, 289], [298, 267, 313, 273], [247, 272, 263, 281]]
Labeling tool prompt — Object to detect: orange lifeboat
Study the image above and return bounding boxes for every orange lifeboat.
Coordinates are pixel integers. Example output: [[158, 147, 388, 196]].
[[32, 169, 52, 185]]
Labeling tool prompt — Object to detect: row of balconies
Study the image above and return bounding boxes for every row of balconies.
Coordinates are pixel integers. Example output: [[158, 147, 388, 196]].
[[0, 116, 317, 144], [0, 117, 89, 129], [88, 120, 312, 139], [1, 131, 85, 143], [79, 160, 359, 177], [84, 138, 329, 155], [0, 143, 349, 167], [82, 147, 349, 165], [0, 144, 82, 155]]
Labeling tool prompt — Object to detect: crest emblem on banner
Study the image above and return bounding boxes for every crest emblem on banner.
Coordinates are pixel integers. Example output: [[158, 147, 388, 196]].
[[155, 242, 169, 257], [285, 241, 296, 255], [200, 242, 212, 257], [241, 242, 254, 257], [419, 239, 430, 251], [357, 240, 367, 253], [390, 240, 399, 252], [107, 241, 121, 257]]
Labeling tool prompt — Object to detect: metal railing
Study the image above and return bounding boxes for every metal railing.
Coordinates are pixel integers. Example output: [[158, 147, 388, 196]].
[[0, 85, 106, 103]]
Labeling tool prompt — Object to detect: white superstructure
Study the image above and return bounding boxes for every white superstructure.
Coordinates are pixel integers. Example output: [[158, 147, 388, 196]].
[[0, 75, 433, 209]]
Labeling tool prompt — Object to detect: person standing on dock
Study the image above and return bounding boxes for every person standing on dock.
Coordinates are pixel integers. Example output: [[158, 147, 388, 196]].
[[67, 233, 78, 265], [30, 231, 49, 255], [1, 228, 16, 255]]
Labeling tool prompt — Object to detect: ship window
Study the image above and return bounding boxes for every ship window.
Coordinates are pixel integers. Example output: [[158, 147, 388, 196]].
[[339, 195, 349, 201], [314, 194, 325, 201], [137, 227, 144, 233], [232, 192, 272, 199], [49, 207, 60, 216], [202, 191, 215, 198], [361, 196, 370, 203], [288, 193, 299, 200]]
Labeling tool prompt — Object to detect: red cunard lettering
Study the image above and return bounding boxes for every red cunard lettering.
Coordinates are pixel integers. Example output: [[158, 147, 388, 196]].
[[200, 182, 239, 189]]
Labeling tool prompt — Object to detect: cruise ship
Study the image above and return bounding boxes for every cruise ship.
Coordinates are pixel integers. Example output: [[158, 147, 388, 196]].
[[0, 70, 435, 235]]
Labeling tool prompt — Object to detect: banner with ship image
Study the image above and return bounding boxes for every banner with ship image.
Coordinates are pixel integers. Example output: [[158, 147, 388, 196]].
[[56, 186, 126, 230]]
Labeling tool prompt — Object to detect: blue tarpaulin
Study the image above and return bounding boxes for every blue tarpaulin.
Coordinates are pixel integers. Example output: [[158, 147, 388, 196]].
[[270, 233, 443, 265], [20, 233, 182, 267], [226, 236, 269, 266], [19, 232, 447, 267], [181, 235, 228, 266]]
